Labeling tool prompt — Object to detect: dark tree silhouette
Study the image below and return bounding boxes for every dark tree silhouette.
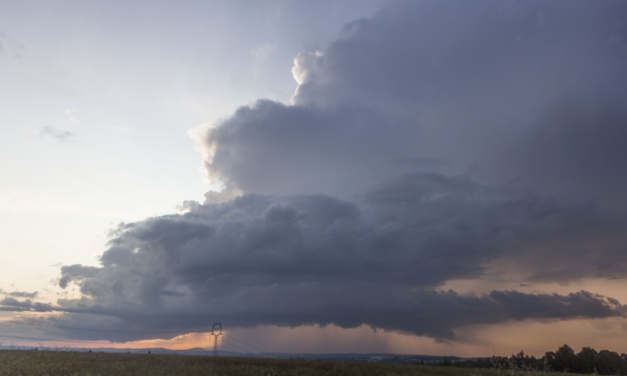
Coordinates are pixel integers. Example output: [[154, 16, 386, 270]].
[[452, 344, 627, 375]]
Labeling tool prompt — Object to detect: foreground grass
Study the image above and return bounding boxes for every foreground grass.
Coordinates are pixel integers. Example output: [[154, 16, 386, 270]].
[[0, 350, 578, 376]]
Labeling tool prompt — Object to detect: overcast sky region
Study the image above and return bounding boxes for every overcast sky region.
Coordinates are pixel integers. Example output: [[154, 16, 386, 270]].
[[2, 0, 627, 357]]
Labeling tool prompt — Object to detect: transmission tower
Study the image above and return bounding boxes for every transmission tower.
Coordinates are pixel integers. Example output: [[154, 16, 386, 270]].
[[211, 323, 223, 356]]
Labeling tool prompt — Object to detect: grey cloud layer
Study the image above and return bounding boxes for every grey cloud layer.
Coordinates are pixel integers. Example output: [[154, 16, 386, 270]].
[[44, 174, 626, 341], [39, 0, 627, 342]]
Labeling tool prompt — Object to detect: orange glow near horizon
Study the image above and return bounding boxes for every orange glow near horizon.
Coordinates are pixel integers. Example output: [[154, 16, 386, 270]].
[[0, 331, 216, 351]]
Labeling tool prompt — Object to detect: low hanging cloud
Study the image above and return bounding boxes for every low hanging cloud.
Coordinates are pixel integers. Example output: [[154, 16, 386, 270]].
[[35, 173, 626, 342], [25, 0, 627, 343]]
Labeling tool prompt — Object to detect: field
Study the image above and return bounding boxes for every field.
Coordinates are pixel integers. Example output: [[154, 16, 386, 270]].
[[0, 350, 580, 376]]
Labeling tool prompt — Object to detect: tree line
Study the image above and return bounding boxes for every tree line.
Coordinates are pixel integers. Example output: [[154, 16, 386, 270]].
[[443, 345, 627, 375]]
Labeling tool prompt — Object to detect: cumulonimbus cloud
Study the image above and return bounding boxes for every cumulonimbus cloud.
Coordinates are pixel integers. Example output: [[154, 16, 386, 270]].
[[11, 0, 627, 343]]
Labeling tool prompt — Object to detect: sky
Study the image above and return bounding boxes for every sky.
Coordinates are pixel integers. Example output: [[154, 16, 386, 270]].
[[1, 0, 627, 357]]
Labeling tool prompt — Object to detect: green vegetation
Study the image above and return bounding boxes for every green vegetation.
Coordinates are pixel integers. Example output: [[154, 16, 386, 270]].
[[0, 350, 579, 376]]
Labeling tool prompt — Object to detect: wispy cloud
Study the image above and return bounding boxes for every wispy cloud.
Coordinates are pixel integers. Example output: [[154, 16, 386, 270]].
[[39, 126, 76, 142], [0, 31, 25, 60], [64, 108, 80, 123], [0, 297, 53, 312], [0, 289, 38, 299]]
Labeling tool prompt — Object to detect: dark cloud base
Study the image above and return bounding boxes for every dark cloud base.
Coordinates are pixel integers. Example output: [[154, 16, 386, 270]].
[[4, 173, 621, 342]]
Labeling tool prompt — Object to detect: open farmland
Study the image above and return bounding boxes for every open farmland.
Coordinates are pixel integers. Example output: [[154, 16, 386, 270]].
[[0, 350, 581, 376]]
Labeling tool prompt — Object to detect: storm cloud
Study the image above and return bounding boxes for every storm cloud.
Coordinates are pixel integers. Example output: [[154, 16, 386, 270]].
[[32, 0, 627, 343], [37, 173, 626, 341]]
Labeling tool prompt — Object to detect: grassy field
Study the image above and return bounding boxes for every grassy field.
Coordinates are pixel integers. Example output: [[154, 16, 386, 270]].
[[0, 350, 576, 376]]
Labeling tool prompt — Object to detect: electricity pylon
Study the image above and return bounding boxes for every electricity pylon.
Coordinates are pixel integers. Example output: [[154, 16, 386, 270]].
[[211, 323, 223, 356]]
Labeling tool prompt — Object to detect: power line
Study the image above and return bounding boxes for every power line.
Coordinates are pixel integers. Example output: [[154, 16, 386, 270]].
[[221, 339, 254, 355], [219, 341, 251, 355], [224, 333, 267, 354]]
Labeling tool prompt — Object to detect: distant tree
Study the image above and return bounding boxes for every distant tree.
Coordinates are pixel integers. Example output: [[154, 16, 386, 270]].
[[549, 344, 576, 372], [455, 344, 627, 375], [621, 353, 627, 375], [575, 347, 598, 374], [508, 350, 539, 369], [596, 350, 622, 375]]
